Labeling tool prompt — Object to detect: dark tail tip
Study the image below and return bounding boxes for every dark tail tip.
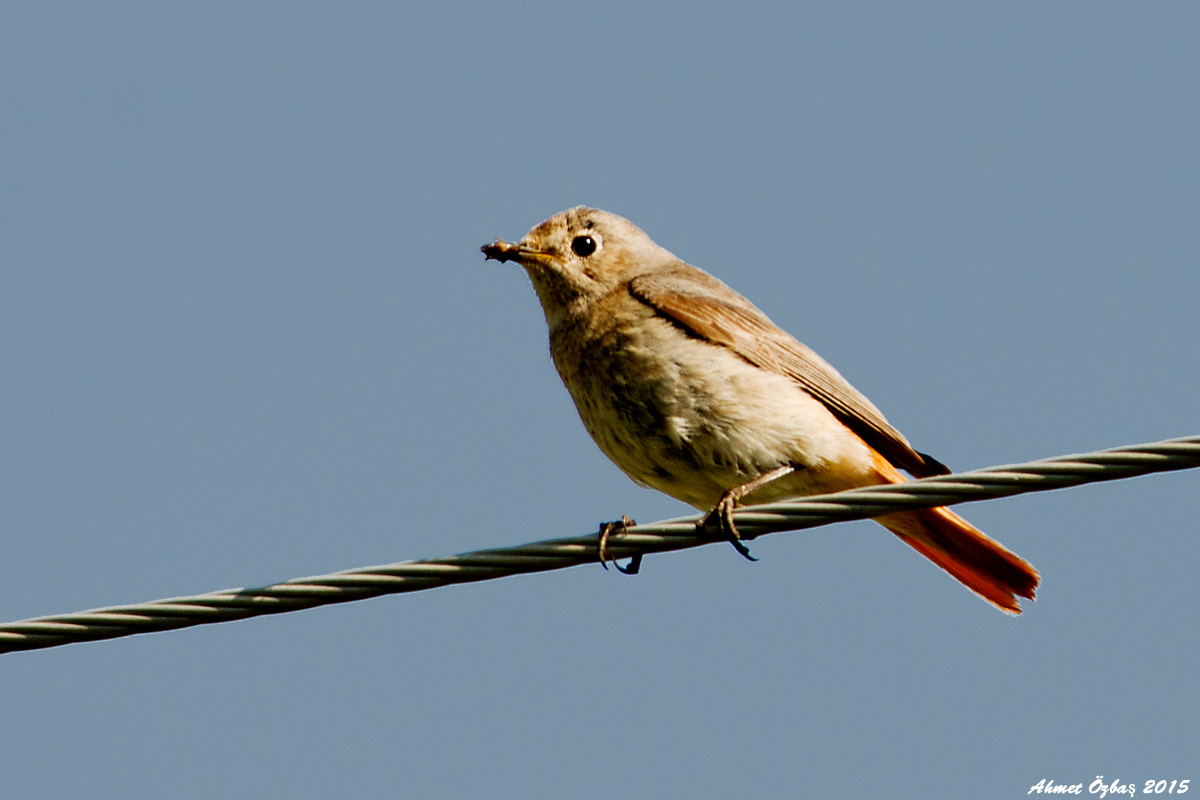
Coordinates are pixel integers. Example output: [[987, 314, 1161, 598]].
[[916, 451, 952, 476]]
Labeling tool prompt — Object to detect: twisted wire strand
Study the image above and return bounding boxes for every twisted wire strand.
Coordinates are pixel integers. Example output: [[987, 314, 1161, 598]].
[[2, 435, 1197, 655]]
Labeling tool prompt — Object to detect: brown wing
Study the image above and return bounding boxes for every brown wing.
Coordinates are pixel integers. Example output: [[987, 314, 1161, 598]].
[[628, 265, 950, 478]]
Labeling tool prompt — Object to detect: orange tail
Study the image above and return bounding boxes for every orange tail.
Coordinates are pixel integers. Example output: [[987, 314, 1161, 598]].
[[870, 456, 1039, 613]]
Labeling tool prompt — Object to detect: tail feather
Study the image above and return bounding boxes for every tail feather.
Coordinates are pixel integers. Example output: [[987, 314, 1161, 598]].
[[869, 452, 1039, 613], [876, 506, 1039, 613]]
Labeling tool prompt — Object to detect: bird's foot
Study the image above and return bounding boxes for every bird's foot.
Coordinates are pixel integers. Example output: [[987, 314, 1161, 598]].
[[598, 514, 641, 574], [699, 465, 797, 561], [701, 495, 758, 562]]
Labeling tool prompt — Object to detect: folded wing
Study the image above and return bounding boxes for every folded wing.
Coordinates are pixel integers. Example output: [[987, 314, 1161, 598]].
[[629, 265, 950, 478]]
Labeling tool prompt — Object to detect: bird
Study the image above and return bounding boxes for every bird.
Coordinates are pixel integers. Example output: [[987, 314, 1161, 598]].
[[482, 207, 1038, 613]]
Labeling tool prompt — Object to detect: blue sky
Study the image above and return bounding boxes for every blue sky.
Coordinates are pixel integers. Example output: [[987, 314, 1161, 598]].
[[1, 3, 1197, 797]]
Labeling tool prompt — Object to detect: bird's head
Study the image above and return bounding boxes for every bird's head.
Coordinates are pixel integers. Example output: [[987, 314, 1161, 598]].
[[482, 206, 677, 326]]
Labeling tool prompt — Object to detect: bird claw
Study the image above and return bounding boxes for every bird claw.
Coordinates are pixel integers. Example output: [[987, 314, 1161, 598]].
[[701, 497, 758, 562], [598, 515, 642, 574]]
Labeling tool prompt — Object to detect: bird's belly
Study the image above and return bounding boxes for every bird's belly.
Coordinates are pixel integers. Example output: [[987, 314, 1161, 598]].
[[556, 316, 876, 510]]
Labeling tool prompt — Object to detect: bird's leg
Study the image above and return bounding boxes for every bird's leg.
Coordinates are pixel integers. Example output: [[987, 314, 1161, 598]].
[[701, 465, 796, 561], [597, 514, 642, 574]]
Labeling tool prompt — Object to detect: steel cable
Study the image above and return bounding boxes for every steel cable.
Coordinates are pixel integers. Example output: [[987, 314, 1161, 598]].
[[1, 435, 1197, 655]]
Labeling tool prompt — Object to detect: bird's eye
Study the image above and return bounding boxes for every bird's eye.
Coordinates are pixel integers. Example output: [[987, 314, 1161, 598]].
[[571, 235, 597, 257]]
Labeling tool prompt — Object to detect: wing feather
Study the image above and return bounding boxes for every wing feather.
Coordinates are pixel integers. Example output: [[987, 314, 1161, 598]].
[[628, 265, 950, 478]]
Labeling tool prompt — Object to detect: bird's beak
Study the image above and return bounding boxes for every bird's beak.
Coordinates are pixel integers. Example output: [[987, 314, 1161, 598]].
[[481, 239, 552, 266]]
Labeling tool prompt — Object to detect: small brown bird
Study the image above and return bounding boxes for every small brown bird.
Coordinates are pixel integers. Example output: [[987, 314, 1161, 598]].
[[483, 207, 1038, 613]]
